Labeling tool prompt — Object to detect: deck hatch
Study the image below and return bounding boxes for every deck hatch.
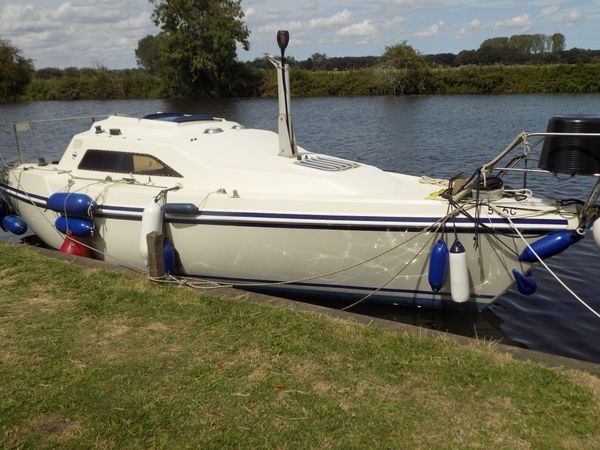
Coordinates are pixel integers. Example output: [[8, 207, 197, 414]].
[[295, 156, 360, 172]]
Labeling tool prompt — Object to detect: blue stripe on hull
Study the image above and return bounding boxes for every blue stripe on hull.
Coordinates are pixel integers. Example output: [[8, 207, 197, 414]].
[[0, 182, 506, 309], [178, 272, 495, 309], [179, 272, 495, 299], [0, 183, 569, 235]]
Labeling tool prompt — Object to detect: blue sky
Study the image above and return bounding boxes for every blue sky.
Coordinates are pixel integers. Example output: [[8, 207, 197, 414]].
[[0, 0, 598, 69]]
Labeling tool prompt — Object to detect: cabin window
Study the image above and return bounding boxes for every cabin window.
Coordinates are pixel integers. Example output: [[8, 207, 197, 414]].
[[78, 149, 182, 177]]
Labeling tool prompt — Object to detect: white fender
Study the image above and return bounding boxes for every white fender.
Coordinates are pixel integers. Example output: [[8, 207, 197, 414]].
[[139, 199, 163, 266], [449, 239, 470, 303], [593, 217, 600, 251]]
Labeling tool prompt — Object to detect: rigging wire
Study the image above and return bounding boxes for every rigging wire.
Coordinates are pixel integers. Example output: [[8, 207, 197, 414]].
[[489, 204, 600, 320], [154, 214, 453, 291], [9, 161, 597, 318]]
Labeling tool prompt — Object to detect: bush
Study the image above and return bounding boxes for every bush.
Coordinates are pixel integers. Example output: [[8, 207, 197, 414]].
[[0, 39, 34, 101]]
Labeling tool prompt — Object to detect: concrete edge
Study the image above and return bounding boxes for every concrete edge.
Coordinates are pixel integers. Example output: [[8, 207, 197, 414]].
[[7, 241, 600, 377]]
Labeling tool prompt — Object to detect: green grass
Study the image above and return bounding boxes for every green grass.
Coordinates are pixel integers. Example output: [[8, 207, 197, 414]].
[[1, 244, 599, 448]]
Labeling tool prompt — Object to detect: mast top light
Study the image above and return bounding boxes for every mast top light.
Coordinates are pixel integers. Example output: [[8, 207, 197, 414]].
[[277, 30, 289, 53]]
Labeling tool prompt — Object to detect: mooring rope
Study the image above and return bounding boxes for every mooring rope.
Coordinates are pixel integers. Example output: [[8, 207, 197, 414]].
[[12, 173, 146, 273], [16, 172, 593, 318], [148, 210, 460, 311]]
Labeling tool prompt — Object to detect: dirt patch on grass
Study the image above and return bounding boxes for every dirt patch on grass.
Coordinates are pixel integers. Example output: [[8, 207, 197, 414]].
[[468, 341, 514, 366], [0, 278, 17, 288], [24, 293, 72, 312], [312, 380, 333, 395], [126, 277, 156, 292], [145, 322, 169, 331], [80, 267, 101, 276], [247, 365, 269, 382], [0, 349, 18, 364], [102, 322, 130, 339], [236, 348, 273, 382], [560, 434, 600, 449], [79, 320, 136, 362], [3, 427, 21, 447], [0, 268, 18, 286], [27, 413, 81, 443], [566, 370, 600, 404]]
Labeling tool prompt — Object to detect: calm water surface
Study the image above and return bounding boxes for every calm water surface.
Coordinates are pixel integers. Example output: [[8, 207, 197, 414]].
[[1, 94, 599, 363]]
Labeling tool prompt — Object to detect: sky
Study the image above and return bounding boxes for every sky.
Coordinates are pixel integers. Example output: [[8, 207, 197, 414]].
[[0, 0, 598, 69]]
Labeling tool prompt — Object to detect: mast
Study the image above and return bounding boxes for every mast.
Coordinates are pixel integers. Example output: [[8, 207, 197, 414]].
[[266, 30, 298, 159]]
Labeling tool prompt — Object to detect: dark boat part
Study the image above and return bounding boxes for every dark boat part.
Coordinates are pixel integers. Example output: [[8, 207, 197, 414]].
[[539, 116, 600, 176]]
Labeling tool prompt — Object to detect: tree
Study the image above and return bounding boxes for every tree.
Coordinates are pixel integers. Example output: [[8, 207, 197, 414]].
[[36, 67, 63, 79], [0, 38, 34, 101], [382, 41, 428, 71], [551, 33, 566, 53], [306, 52, 328, 70], [135, 34, 165, 75], [480, 37, 509, 50], [381, 42, 430, 94], [530, 34, 547, 54], [425, 53, 456, 67], [144, 0, 250, 97], [507, 35, 531, 55]]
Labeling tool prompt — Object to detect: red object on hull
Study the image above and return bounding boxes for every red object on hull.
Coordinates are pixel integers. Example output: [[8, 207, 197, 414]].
[[59, 232, 91, 258]]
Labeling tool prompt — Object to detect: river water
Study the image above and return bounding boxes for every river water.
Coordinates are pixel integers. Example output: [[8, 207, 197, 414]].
[[1, 95, 599, 363]]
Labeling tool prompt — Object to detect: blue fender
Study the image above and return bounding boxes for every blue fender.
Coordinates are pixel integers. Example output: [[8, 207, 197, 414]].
[[164, 203, 200, 215], [55, 216, 95, 237], [47, 192, 97, 216], [2, 215, 28, 235], [518, 231, 578, 262], [164, 240, 175, 275], [513, 269, 537, 295], [428, 239, 449, 292]]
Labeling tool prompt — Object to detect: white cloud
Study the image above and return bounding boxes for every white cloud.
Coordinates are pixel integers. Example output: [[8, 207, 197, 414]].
[[383, 16, 405, 30], [308, 9, 352, 29], [0, 0, 156, 68], [562, 9, 585, 25], [336, 20, 377, 38], [0, 4, 59, 33], [494, 13, 533, 30], [457, 18, 483, 39], [53, 0, 129, 24], [469, 19, 483, 30], [393, 0, 439, 7], [414, 21, 443, 38], [540, 5, 559, 17], [253, 9, 353, 41], [257, 20, 304, 35]]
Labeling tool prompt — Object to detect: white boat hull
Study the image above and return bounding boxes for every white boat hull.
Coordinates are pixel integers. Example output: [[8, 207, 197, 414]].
[[1, 172, 575, 310], [1, 111, 585, 311]]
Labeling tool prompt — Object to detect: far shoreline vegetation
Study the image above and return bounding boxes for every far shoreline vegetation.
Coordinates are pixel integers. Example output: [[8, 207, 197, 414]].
[[2, 0, 600, 103]]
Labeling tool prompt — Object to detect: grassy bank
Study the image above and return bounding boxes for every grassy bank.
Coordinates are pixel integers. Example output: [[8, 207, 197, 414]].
[[21, 69, 163, 101], [1, 244, 599, 448], [257, 62, 600, 97], [15, 62, 600, 102]]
